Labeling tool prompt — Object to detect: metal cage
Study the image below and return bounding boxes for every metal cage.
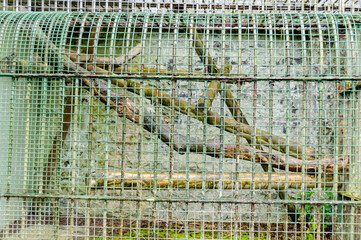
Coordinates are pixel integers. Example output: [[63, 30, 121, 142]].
[[3, 0, 361, 13], [0, 12, 360, 239]]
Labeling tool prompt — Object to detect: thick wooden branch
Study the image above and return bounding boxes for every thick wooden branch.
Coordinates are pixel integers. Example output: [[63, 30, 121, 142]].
[[189, 28, 252, 145], [88, 172, 334, 190], [78, 73, 348, 174], [43, 94, 74, 192], [189, 28, 233, 113], [2, 52, 348, 173], [95, 65, 321, 160], [64, 43, 141, 66], [29, 25, 338, 161]]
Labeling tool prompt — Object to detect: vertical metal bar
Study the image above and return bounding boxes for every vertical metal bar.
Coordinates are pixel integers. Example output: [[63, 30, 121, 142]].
[[250, 14, 258, 240], [79, 0, 83, 12], [4, 13, 27, 239], [316, 14, 324, 240], [331, 14, 341, 240], [4, 77, 15, 239], [316, 80, 323, 240], [301, 80, 307, 239], [125, 14, 135, 74], [91, 0, 95, 12], [70, 77, 79, 239], [136, 41, 145, 240], [284, 14, 291, 240], [91, 13, 104, 73], [221, 15, 226, 74], [346, 15, 356, 76], [108, 14, 119, 73], [267, 14, 275, 240], [137, 12, 149, 239], [102, 78, 112, 239], [285, 80, 291, 240], [200, 14, 211, 240], [299, 14, 308, 237], [151, 12, 164, 240], [27, 0, 31, 11], [20, 80, 31, 239], [53, 78, 67, 240], [351, 15, 360, 77], [184, 14, 194, 240], [235, 14, 243, 240], [37, 76, 48, 236], [86, 78, 95, 239], [217, 15, 226, 240], [168, 13, 179, 239], [218, 81, 225, 239], [350, 81, 357, 240]]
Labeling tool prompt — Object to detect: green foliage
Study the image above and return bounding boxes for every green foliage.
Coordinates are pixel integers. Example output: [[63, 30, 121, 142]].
[[296, 187, 334, 239]]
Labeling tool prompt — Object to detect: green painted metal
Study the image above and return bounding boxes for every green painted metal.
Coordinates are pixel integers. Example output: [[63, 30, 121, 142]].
[[0, 11, 360, 240]]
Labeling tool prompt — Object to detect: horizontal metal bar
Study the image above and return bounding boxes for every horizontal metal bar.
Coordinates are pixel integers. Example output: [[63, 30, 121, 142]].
[[2, 74, 361, 82], [1, 193, 360, 205]]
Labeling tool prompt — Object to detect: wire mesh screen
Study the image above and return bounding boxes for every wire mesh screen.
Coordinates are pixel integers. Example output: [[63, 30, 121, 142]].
[[3, 0, 361, 13], [0, 12, 360, 239]]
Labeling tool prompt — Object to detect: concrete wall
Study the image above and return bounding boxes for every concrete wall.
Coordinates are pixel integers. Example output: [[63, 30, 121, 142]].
[[55, 32, 342, 222]]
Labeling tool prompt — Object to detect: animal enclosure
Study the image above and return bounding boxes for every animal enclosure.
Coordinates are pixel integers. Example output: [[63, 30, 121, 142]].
[[0, 12, 361, 239]]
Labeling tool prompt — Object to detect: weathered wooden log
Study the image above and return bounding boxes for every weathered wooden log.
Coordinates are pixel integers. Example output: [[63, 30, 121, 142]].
[[88, 171, 334, 190]]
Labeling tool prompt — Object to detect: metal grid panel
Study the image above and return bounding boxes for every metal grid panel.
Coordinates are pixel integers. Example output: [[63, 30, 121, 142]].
[[0, 12, 360, 239], [3, 0, 361, 13]]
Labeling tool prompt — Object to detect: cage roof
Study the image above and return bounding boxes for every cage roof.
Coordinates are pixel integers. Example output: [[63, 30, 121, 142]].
[[3, 0, 361, 13], [0, 12, 360, 80]]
